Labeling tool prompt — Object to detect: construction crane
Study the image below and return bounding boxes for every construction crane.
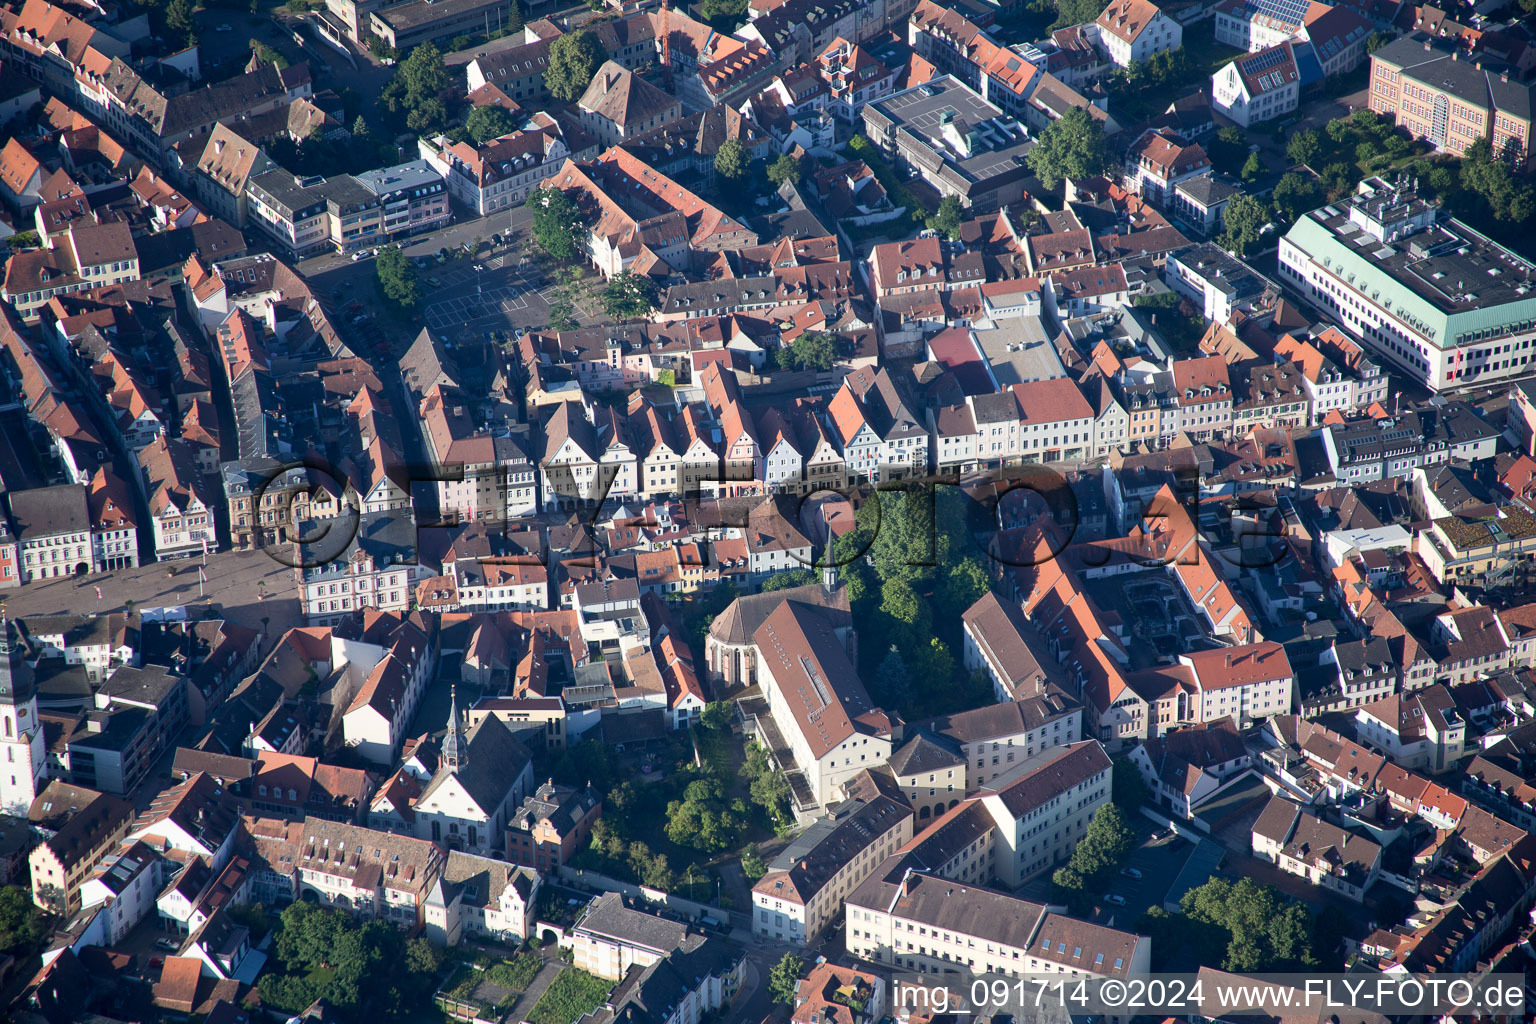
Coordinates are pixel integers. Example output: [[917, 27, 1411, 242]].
[[659, 0, 672, 91]]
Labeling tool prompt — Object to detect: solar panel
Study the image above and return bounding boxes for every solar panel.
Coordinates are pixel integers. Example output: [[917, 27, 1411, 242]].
[[1242, 0, 1310, 25], [1241, 46, 1291, 74]]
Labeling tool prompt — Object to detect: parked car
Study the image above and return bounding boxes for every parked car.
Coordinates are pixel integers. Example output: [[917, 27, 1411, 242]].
[[1122, 867, 1142, 879], [149, 957, 165, 969], [1103, 894, 1126, 906], [154, 938, 179, 952], [415, 257, 430, 269], [427, 276, 441, 287]]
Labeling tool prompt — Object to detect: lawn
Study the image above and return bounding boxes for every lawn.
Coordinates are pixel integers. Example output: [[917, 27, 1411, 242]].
[[526, 968, 613, 1024]]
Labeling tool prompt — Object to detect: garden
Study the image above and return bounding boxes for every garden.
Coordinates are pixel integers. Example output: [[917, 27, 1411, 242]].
[[435, 953, 544, 1019], [526, 967, 613, 1024]]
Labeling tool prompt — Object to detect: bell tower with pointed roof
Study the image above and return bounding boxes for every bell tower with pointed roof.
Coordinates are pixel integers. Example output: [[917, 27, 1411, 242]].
[[0, 610, 46, 815], [442, 683, 466, 772]]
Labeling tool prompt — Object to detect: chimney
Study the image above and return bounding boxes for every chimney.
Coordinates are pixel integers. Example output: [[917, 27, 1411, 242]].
[[215, 138, 225, 154], [901, 871, 917, 896]]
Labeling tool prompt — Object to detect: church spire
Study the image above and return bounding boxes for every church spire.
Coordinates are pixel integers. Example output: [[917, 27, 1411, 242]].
[[0, 606, 32, 706], [442, 683, 466, 772]]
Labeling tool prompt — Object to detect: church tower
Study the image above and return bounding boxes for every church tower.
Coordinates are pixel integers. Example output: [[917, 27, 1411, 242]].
[[0, 615, 45, 815], [441, 684, 466, 773]]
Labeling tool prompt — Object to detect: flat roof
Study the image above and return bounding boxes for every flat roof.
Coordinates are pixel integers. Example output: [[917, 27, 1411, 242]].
[[376, 0, 511, 31], [354, 160, 443, 196], [868, 76, 1032, 187], [970, 318, 1064, 386]]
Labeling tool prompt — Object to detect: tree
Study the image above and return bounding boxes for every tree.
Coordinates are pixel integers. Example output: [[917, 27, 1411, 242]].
[[375, 245, 421, 308], [768, 953, 803, 1005], [761, 568, 818, 591], [766, 152, 802, 188], [1026, 106, 1108, 190], [165, 0, 195, 42], [1062, 803, 1134, 884], [742, 743, 792, 821], [700, 0, 748, 29], [1179, 877, 1319, 972], [926, 195, 965, 240], [1241, 151, 1263, 181], [713, 138, 748, 183], [741, 842, 766, 880], [936, 557, 988, 619], [526, 185, 585, 261], [873, 645, 910, 707], [601, 270, 656, 321], [775, 330, 838, 371], [1220, 193, 1269, 256], [465, 104, 515, 143], [700, 700, 732, 731], [1272, 172, 1320, 223], [1111, 756, 1150, 811], [0, 887, 44, 955], [880, 578, 924, 627], [380, 42, 453, 131], [544, 29, 607, 101], [1365, 30, 1393, 54], [1052, 0, 1110, 29]]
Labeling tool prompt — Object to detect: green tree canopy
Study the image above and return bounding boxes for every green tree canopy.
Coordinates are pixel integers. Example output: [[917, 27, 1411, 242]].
[[741, 842, 766, 880], [1286, 127, 1320, 167], [1184, 877, 1320, 972], [873, 645, 910, 707], [761, 568, 819, 591], [714, 138, 748, 182], [1111, 756, 1150, 811], [1220, 193, 1269, 256], [527, 185, 586, 261], [1026, 106, 1108, 191], [766, 152, 803, 188], [0, 887, 45, 955], [768, 953, 803, 1005], [601, 270, 656, 321], [545, 29, 608, 101], [775, 330, 838, 371], [700, 0, 748, 29], [742, 743, 792, 821], [165, 0, 195, 43], [926, 195, 965, 240], [380, 43, 453, 131], [375, 245, 420, 309], [465, 103, 516, 143], [1272, 171, 1320, 223]]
